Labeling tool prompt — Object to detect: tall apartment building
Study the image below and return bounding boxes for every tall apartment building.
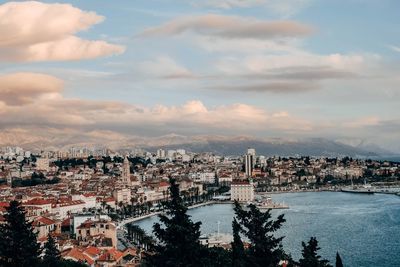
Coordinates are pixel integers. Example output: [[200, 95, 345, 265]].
[[245, 153, 253, 178]]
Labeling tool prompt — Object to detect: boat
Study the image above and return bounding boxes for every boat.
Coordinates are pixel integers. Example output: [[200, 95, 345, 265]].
[[341, 178, 374, 194], [255, 197, 289, 210], [341, 188, 374, 194]]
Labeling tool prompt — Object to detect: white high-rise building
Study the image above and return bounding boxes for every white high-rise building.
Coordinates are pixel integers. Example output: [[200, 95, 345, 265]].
[[156, 149, 166, 159], [247, 148, 256, 156], [167, 150, 176, 159], [247, 148, 256, 166], [177, 149, 186, 155], [245, 154, 253, 178]]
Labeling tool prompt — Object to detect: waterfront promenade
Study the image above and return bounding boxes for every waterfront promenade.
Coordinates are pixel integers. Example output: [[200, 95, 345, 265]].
[[116, 200, 218, 229]]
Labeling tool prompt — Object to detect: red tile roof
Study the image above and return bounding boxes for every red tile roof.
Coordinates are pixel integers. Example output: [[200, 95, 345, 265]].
[[32, 216, 56, 226]]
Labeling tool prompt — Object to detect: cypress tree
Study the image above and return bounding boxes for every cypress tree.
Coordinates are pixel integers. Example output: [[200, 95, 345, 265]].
[[0, 200, 41, 267], [233, 201, 286, 267], [298, 237, 331, 267], [143, 178, 207, 267], [231, 218, 246, 267], [42, 234, 61, 267], [336, 252, 344, 267]]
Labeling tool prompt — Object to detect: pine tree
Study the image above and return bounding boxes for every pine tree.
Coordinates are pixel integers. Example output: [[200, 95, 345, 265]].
[[336, 252, 344, 267], [0, 200, 41, 267], [231, 219, 246, 267], [298, 237, 332, 267], [143, 178, 208, 267], [42, 234, 61, 267], [233, 201, 286, 267]]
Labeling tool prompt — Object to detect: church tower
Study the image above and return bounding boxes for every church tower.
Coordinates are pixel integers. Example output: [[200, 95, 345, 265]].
[[121, 156, 130, 186]]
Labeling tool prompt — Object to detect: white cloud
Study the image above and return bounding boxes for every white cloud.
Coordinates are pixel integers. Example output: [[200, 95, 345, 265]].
[[139, 14, 313, 39], [0, 72, 63, 105], [0, 1, 125, 62], [0, 72, 311, 133], [388, 45, 400, 53], [193, 0, 312, 17], [137, 56, 195, 79]]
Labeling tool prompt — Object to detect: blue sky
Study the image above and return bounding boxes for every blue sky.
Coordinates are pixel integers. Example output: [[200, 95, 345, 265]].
[[0, 0, 399, 151]]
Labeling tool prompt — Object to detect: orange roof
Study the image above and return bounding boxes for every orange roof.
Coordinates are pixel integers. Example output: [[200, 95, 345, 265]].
[[0, 202, 10, 208], [97, 248, 124, 262], [84, 246, 101, 257], [24, 198, 53, 206], [77, 219, 94, 229], [231, 180, 251, 185], [62, 217, 71, 227], [159, 181, 169, 187], [32, 216, 56, 226], [63, 248, 94, 265]]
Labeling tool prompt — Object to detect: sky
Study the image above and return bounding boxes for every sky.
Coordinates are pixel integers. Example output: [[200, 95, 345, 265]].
[[0, 0, 399, 151]]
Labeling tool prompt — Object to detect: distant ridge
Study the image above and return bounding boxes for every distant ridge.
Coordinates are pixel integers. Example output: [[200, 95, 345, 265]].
[[0, 127, 394, 157]]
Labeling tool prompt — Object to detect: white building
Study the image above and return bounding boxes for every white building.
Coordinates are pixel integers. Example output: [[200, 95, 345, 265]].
[[156, 149, 166, 159], [231, 180, 254, 202], [36, 157, 50, 172], [113, 188, 131, 204], [177, 149, 186, 155], [121, 157, 131, 186], [245, 154, 253, 178]]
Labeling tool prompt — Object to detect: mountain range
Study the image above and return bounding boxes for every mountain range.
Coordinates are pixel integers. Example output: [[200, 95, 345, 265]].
[[0, 128, 396, 158]]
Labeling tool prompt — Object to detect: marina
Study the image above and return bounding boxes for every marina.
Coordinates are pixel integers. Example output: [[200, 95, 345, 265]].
[[132, 192, 400, 267]]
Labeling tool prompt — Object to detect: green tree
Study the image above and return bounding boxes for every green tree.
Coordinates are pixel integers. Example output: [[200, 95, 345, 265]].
[[336, 252, 343, 267], [298, 237, 331, 267], [231, 219, 246, 267], [143, 178, 208, 267], [42, 234, 61, 267], [0, 200, 41, 267], [233, 201, 286, 267]]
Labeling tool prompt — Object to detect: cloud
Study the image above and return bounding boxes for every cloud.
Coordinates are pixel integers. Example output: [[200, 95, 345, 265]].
[[388, 45, 400, 53], [0, 72, 311, 134], [139, 14, 313, 40], [192, 0, 312, 17], [0, 72, 63, 105], [0, 1, 125, 62], [136, 56, 195, 79], [212, 81, 318, 93]]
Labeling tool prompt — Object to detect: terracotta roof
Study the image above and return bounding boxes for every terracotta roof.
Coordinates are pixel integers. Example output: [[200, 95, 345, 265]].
[[84, 246, 101, 257], [63, 248, 94, 265], [24, 198, 53, 206], [77, 219, 94, 229], [97, 248, 124, 262], [158, 181, 169, 187], [0, 202, 10, 208], [32, 216, 56, 226], [61, 217, 71, 227], [231, 180, 251, 185]]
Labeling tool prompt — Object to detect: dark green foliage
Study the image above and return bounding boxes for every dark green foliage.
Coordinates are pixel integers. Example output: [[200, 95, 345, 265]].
[[336, 252, 343, 267], [11, 173, 60, 187], [126, 224, 154, 250], [206, 247, 232, 267], [298, 237, 332, 267], [42, 234, 61, 267], [231, 219, 246, 267], [143, 178, 208, 267], [0, 201, 41, 267], [57, 259, 88, 267], [233, 201, 287, 267]]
